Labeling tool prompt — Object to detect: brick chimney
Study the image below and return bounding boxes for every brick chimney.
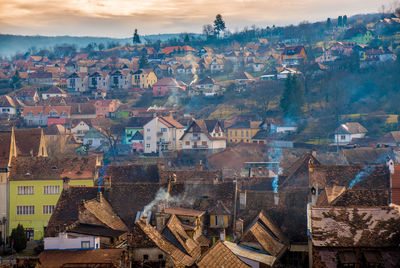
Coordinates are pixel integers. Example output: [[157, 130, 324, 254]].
[[63, 177, 70, 191], [391, 165, 400, 205], [104, 176, 112, 190]]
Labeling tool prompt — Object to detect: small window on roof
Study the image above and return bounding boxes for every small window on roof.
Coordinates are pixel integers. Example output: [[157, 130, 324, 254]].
[[51, 166, 57, 170]]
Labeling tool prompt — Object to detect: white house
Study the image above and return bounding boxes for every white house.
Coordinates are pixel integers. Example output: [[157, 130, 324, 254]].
[[277, 67, 302, 80], [334, 122, 367, 145], [193, 77, 221, 97], [143, 116, 185, 154], [67, 72, 88, 94], [71, 120, 91, 138], [180, 119, 226, 152], [0, 95, 22, 116], [44, 233, 100, 250], [82, 129, 108, 150], [41, 86, 68, 100]]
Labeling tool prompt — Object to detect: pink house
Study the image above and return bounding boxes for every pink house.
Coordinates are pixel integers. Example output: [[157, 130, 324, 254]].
[[152, 77, 186, 97], [88, 99, 121, 118]]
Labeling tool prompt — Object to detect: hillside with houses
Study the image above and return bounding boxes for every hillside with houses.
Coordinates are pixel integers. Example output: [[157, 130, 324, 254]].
[[0, 7, 400, 268]]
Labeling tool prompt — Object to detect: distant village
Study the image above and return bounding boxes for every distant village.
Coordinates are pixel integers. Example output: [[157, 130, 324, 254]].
[[0, 10, 399, 268]]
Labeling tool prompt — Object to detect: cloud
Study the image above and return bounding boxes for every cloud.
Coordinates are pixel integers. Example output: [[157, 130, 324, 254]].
[[0, 0, 394, 37]]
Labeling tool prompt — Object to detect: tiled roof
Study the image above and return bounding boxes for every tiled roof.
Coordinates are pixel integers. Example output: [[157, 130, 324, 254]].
[[342, 147, 392, 165], [67, 223, 126, 238], [0, 95, 18, 107], [162, 215, 201, 259], [22, 106, 71, 116], [43, 86, 66, 95], [240, 211, 288, 257], [106, 163, 160, 183], [153, 77, 181, 87], [164, 207, 205, 217], [9, 155, 98, 180], [310, 206, 400, 247], [335, 122, 367, 134], [197, 240, 250, 268], [38, 249, 124, 267], [158, 116, 184, 129], [46, 186, 99, 236], [131, 218, 196, 267], [159, 170, 220, 184], [379, 131, 400, 144]]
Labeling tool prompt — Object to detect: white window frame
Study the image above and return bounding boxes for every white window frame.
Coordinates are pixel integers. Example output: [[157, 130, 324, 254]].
[[17, 186, 34, 195]]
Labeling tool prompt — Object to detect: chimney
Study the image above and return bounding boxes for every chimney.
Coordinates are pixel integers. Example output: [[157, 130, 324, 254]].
[[155, 211, 166, 231], [104, 176, 112, 190], [199, 160, 203, 171], [311, 185, 318, 206], [140, 215, 148, 223], [63, 177, 70, 191], [274, 192, 279, 206], [312, 148, 317, 158], [308, 159, 314, 173], [235, 218, 244, 240], [97, 191, 102, 202]]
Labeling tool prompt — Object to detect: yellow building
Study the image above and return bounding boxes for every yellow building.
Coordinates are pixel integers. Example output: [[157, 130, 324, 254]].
[[227, 121, 261, 143], [132, 69, 158, 89], [8, 155, 99, 240]]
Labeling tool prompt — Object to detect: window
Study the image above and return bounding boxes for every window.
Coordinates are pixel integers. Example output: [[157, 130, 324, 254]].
[[161, 128, 167, 132], [235, 131, 237, 136], [43, 205, 55, 215], [202, 141, 207, 146], [341, 135, 346, 140], [146, 136, 151, 140], [241, 131, 244, 137], [143, 255, 149, 260], [81, 241, 90, 249], [246, 131, 249, 137], [44, 186, 60, 195], [146, 144, 150, 148], [18, 186, 34, 195], [147, 128, 150, 132], [185, 141, 190, 145], [16, 206, 35, 215], [158, 254, 163, 259]]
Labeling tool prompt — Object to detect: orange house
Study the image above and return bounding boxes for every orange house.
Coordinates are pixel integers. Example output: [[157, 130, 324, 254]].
[[281, 46, 306, 66], [88, 99, 121, 118]]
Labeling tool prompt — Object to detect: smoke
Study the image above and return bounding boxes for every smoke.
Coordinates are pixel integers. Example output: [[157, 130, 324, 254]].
[[348, 166, 374, 189], [98, 159, 107, 193], [143, 187, 170, 216], [269, 147, 283, 193]]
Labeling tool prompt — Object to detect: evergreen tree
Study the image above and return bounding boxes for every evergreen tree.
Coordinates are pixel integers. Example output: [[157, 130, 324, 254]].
[[10, 70, 21, 90], [343, 15, 348, 26], [280, 75, 305, 117], [184, 34, 190, 43], [326, 18, 332, 29], [338, 16, 343, 27], [10, 224, 27, 253], [139, 53, 148, 68], [133, 29, 141, 44], [213, 14, 226, 38]]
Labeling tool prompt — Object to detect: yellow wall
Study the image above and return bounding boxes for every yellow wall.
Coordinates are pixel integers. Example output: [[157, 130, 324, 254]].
[[227, 128, 259, 143], [9, 179, 93, 240]]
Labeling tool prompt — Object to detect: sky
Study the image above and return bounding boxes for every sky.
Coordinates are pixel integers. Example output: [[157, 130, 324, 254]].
[[0, 0, 395, 37]]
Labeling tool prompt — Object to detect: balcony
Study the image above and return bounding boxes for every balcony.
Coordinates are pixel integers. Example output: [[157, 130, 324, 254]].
[[189, 136, 200, 141], [192, 145, 208, 149]]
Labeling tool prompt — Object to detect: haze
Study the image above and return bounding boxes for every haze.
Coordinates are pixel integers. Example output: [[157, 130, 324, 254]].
[[0, 0, 394, 37]]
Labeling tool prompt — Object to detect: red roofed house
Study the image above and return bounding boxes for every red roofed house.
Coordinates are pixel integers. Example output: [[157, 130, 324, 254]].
[[281, 46, 306, 66], [23, 106, 71, 126], [152, 77, 186, 97], [143, 116, 185, 153], [88, 99, 121, 118], [160, 45, 196, 56]]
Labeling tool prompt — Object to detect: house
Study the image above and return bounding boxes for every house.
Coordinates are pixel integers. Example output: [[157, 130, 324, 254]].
[[309, 206, 400, 267], [41, 86, 68, 100], [234, 72, 255, 86], [315, 50, 338, 63], [160, 45, 196, 56], [88, 71, 109, 91], [23, 106, 71, 127], [71, 120, 92, 138], [276, 67, 302, 79], [64, 61, 78, 74], [43, 124, 78, 156], [0, 95, 23, 116], [0, 127, 48, 238], [67, 72, 88, 94], [193, 76, 222, 97], [210, 58, 224, 73], [152, 77, 186, 97], [180, 119, 226, 152], [82, 129, 108, 151], [334, 122, 368, 145], [8, 156, 98, 240], [227, 121, 261, 143], [132, 69, 158, 89], [109, 70, 131, 91], [260, 118, 298, 133], [281, 45, 306, 66], [15, 87, 39, 103], [88, 99, 121, 118], [378, 131, 400, 147], [124, 117, 153, 145], [28, 71, 53, 86], [39, 249, 127, 267], [143, 116, 185, 153], [197, 240, 250, 268]]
